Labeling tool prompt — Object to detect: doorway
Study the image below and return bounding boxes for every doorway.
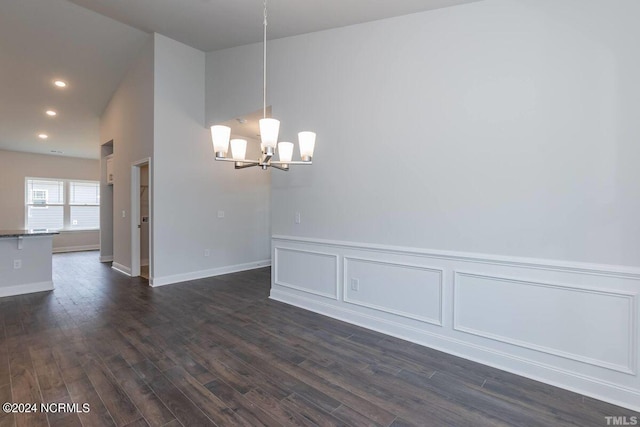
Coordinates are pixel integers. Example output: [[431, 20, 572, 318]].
[[131, 158, 151, 280]]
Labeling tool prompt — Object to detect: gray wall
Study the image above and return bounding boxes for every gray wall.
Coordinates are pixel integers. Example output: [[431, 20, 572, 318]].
[[100, 35, 155, 271], [207, 0, 640, 267], [152, 34, 270, 285], [0, 149, 100, 251]]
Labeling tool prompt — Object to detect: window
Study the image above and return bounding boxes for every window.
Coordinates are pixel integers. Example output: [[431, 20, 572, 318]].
[[26, 178, 100, 231]]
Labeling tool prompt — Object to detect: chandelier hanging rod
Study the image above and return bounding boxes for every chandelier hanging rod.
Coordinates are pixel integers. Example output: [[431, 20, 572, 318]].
[[209, 0, 316, 171]]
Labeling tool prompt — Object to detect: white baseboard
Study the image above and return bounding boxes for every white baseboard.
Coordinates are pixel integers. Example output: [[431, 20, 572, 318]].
[[100, 255, 114, 262], [151, 259, 271, 287], [0, 281, 54, 298], [53, 245, 99, 253], [271, 235, 640, 412], [112, 262, 132, 276]]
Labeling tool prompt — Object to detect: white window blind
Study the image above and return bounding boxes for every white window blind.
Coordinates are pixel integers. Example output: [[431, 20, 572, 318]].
[[70, 181, 100, 230], [25, 178, 100, 231]]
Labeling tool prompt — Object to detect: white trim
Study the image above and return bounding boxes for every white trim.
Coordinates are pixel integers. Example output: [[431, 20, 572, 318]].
[[112, 262, 132, 276], [0, 281, 53, 298], [151, 260, 271, 287], [53, 245, 99, 254], [141, 258, 149, 267], [100, 255, 113, 262], [272, 235, 640, 279], [269, 288, 640, 413], [343, 256, 444, 326], [452, 271, 637, 375]]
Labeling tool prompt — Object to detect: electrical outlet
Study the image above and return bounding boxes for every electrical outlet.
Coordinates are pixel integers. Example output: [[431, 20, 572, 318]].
[[217, 210, 225, 218], [295, 212, 301, 224], [13, 259, 22, 269], [350, 278, 359, 291], [121, 210, 126, 218], [204, 249, 210, 257]]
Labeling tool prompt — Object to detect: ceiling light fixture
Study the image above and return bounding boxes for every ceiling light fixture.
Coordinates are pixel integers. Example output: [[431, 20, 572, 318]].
[[46, 110, 57, 116], [210, 0, 316, 171], [53, 80, 67, 88], [38, 133, 49, 139]]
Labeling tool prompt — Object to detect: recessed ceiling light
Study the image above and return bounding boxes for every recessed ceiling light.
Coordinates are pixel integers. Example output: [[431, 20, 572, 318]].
[[46, 110, 57, 116], [38, 133, 49, 139], [53, 80, 67, 88]]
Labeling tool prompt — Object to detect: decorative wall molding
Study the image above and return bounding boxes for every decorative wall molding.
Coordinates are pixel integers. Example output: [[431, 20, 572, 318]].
[[343, 256, 443, 326], [453, 271, 637, 375], [271, 235, 640, 412], [274, 247, 339, 299], [99, 255, 114, 263]]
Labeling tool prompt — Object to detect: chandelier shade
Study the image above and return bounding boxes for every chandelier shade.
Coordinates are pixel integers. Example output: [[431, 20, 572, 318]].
[[259, 118, 280, 151], [278, 142, 294, 163], [230, 139, 247, 161], [298, 132, 316, 161], [211, 125, 231, 156]]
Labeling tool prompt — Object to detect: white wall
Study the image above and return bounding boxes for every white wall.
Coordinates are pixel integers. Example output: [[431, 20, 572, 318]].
[[100, 35, 154, 273], [153, 34, 270, 286], [0, 149, 100, 251], [207, 0, 640, 410]]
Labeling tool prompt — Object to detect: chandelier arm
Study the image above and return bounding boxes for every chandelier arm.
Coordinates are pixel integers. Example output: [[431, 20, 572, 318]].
[[271, 164, 290, 171], [234, 162, 260, 169], [271, 160, 313, 165]]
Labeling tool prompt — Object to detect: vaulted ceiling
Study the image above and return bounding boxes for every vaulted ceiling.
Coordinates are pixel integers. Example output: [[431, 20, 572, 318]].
[[0, 0, 479, 159]]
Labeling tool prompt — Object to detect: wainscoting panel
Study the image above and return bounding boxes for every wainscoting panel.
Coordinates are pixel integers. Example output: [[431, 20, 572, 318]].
[[270, 235, 640, 411], [344, 257, 443, 326], [454, 271, 636, 374], [274, 247, 338, 299]]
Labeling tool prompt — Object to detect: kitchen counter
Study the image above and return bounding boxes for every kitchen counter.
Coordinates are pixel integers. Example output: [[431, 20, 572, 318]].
[[0, 229, 60, 238], [0, 230, 59, 297]]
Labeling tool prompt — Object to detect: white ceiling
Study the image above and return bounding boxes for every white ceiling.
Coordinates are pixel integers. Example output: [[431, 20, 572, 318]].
[[1, 0, 479, 160]]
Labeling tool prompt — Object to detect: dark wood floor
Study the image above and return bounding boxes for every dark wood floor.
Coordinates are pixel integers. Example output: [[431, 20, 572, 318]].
[[0, 252, 637, 427]]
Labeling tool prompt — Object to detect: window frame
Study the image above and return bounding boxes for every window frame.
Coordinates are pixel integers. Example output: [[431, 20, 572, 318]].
[[25, 177, 100, 232]]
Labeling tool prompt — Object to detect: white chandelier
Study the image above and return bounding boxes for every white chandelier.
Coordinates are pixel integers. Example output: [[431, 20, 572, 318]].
[[210, 0, 316, 171]]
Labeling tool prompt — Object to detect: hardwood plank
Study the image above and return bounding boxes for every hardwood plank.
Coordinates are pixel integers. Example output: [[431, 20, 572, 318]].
[[65, 376, 116, 427], [0, 415, 16, 427], [82, 355, 142, 426], [331, 404, 386, 427], [163, 365, 254, 426], [280, 392, 347, 427], [243, 388, 317, 427], [203, 378, 281, 427], [108, 361, 175, 427], [131, 360, 215, 427], [7, 340, 48, 427]]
